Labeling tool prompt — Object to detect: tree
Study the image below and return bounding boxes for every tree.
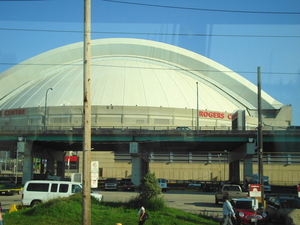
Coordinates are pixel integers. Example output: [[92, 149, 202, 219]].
[[138, 171, 162, 199]]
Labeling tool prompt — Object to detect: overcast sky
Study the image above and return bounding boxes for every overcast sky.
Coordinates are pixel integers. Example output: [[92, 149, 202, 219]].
[[1, 0, 299, 125]]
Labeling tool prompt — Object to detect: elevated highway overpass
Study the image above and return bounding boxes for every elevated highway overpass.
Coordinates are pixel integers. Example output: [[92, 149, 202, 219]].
[[1, 126, 299, 184]]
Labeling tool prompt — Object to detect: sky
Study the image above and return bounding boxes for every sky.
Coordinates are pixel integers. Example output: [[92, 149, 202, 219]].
[[0, 0, 300, 125]]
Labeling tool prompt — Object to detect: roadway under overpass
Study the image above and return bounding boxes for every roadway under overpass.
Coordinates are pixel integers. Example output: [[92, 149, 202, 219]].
[[1, 128, 299, 184]]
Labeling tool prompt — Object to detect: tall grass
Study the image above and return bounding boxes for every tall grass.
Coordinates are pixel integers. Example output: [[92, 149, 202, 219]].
[[3, 193, 219, 225]]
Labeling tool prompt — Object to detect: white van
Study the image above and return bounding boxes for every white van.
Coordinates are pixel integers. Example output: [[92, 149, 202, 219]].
[[157, 178, 168, 192], [22, 180, 103, 207]]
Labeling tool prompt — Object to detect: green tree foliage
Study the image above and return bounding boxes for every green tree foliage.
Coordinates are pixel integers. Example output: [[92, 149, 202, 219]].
[[138, 171, 162, 199]]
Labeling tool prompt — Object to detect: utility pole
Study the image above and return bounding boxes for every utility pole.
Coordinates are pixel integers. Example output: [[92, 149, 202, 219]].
[[257, 66, 265, 208], [196, 82, 199, 131], [83, 0, 91, 224]]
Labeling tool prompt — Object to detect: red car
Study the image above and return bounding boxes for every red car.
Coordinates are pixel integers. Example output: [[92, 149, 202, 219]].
[[230, 198, 267, 225]]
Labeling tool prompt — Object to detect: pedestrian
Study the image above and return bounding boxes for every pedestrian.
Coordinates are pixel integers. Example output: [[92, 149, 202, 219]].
[[138, 205, 148, 225], [0, 203, 4, 225], [221, 196, 236, 225]]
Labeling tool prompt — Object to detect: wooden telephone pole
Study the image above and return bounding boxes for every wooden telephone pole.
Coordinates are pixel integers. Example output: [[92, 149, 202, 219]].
[[83, 0, 92, 224]]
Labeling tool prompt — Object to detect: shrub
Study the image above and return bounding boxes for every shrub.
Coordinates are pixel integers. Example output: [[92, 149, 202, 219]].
[[138, 171, 162, 199]]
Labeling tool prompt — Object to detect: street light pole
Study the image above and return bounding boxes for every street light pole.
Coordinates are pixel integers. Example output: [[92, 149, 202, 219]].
[[224, 150, 227, 181], [196, 82, 199, 131], [44, 88, 53, 131], [257, 67, 265, 207], [218, 154, 221, 181], [15, 149, 18, 184]]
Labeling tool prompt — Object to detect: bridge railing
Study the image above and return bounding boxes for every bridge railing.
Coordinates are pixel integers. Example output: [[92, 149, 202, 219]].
[[0, 125, 289, 133]]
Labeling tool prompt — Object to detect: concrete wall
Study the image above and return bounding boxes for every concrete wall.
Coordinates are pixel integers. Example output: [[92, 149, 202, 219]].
[[0, 105, 292, 130], [78, 151, 300, 186]]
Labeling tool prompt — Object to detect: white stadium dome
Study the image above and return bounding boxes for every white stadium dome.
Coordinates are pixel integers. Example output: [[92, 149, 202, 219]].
[[0, 38, 283, 113]]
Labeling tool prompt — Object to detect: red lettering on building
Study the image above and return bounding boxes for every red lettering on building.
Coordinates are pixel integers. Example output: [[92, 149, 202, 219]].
[[4, 109, 26, 116], [199, 110, 232, 120]]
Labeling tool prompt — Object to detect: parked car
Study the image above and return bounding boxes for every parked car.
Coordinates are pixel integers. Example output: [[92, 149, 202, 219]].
[[203, 183, 216, 192], [119, 178, 131, 185], [0, 177, 15, 184], [215, 184, 248, 204], [188, 182, 201, 188], [21, 180, 103, 207], [230, 198, 267, 225], [0, 183, 22, 195], [123, 182, 135, 191], [266, 196, 300, 224], [104, 178, 118, 191], [175, 127, 191, 130], [157, 178, 168, 192]]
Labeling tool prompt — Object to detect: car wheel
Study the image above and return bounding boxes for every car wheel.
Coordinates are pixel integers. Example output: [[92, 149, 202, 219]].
[[30, 200, 41, 207]]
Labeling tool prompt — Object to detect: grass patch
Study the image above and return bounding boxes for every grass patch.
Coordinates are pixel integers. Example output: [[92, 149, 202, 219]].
[[3, 193, 219, 225]]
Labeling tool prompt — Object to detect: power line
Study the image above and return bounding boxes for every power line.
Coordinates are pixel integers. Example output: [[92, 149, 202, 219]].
[[103, 0, 300, 15], [1, 27, 299, 38], [0, 62, 298, 75]]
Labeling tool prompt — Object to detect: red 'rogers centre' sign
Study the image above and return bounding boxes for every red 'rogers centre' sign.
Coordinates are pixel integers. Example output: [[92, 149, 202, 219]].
[[0, 108, 26, 117], [200, 111, 232, 120]]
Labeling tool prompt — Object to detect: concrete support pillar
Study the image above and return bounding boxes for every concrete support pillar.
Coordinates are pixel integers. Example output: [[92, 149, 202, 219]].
[[22, 155, 33, 184], [131, 156, 142, 186], [243, 157, 253, 177], [47, 159, 54, 173], [129, 142, 147, 186], [229, 142, 256, 181], [17, 141, 33, 184], [229, 161, 240, 183], [57, 161, 65, 178]]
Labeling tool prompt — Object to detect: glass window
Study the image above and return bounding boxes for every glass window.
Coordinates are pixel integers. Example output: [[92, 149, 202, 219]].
[[59, 184, 69, 193], [72, 184, 82, 193], [50, 183, 58, 192], [27, 183, 49, 192]]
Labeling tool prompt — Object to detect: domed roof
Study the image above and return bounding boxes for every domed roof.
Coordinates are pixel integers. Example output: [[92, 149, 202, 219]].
[[0, 38, 283, 113]]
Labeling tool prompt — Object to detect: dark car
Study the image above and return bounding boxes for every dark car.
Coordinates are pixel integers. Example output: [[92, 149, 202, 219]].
[[175, 127, 191, 130], [266, 196, 300, 224], [0, 177, 15, 185], [0, 183, 21, 195], [203, 183, 216, 192], [231, 198, 267, 224], [104, 178, 118, 191], [123, 182, 135, 191]]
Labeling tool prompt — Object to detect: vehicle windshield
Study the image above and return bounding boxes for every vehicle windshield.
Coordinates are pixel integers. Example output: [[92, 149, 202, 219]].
[[235, 201, 253, 210], [223, 186, 240, 191], [72, 184, 82, 194]]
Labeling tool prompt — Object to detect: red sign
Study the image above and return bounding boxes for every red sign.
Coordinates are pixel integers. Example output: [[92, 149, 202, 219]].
[[0, 108, 26, 117], [199, 110, 232, 120], [65, 156, 78, 162], [249, 184, 261, 197], [298, 185, 300, 197]]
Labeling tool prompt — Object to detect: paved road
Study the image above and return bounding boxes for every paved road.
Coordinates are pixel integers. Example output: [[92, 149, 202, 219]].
[[0, 193, 22, 213]]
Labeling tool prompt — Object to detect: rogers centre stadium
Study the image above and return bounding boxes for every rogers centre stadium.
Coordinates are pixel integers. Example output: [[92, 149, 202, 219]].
[[0, 38, 298, 186]]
